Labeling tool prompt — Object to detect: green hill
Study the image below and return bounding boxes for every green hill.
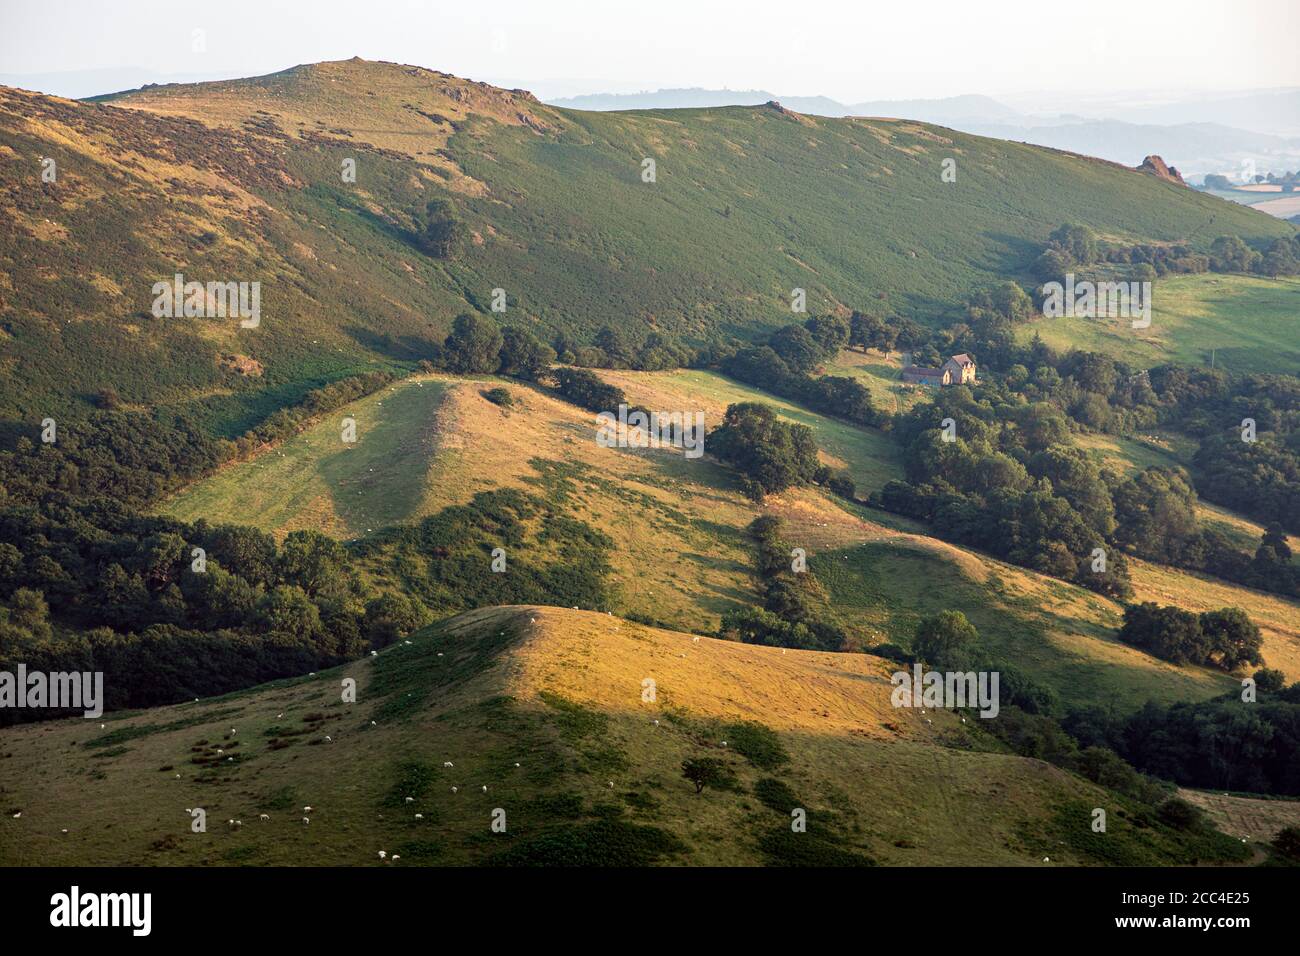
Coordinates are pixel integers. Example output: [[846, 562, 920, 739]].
[[2, 58, 1291, 427]]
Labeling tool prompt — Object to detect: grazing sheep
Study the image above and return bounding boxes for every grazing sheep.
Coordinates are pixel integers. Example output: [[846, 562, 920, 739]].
[[378, 851, 387, 860], [414, 814, 423, 820], [324, 735, 332, 742], [481, 785, 488, 793], [653, 720, 659, 726], [451, 787, 458, 794], [404, 797, 414, 804], [1042, 857, 1050, 862], [608, 781, 614, 789], [443, 761, 453, 768], [692, 636, 699, 643], [514, 762, 520, 768], [302, 817, 310, 825], [303, 806, 313, 813], [391, 855, 400, 862], [61, 829, 68, 834], [370, 651, 378, 657], [259, 814, 269, 821], [11, 812, 20, 819]]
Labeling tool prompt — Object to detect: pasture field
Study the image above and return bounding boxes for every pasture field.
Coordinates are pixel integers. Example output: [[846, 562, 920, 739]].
[[1015, 274, 1300, 376], [0, 606, 1252, 867]]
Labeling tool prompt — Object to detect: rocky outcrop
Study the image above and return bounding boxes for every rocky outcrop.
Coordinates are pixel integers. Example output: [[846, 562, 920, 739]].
[[1137, 155, 1186, 185]]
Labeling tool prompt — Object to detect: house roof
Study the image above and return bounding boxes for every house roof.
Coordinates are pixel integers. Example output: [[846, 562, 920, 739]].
[[949, 353, 975, 366]]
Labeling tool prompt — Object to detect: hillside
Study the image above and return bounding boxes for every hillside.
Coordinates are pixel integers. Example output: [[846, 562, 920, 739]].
[[0, 605, 1251, 867], [159, 366, 1300, 706], [2, 57, 1292, 426]]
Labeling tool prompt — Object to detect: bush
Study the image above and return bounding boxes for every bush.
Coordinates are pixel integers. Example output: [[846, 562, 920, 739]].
[[681, 757, 738, 794], [482, 386, 513, 408]]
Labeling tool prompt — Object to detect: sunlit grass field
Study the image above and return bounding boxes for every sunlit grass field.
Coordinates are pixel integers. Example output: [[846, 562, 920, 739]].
[[1016, 273, 1300, 375]]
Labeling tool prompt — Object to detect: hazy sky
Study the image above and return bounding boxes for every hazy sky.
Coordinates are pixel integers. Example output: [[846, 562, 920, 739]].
[[2, 0, 1298, 101]]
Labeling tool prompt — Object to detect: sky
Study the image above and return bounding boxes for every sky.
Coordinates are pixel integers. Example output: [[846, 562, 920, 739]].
[[1, 0, 1298, 102]]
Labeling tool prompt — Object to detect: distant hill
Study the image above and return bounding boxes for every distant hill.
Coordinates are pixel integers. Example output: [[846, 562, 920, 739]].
[[547, 88, 1300, 182], [1, 58, 1290, 427]]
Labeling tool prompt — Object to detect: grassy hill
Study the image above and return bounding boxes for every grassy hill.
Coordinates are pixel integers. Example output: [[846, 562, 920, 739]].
[[0, 605, 1252, 867], [2, 58, 1292, 426], [160, 365, 1300, 705]]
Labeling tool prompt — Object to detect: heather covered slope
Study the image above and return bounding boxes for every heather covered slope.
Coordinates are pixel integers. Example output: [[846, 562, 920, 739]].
[[2, 58, 1291, 426], [0, 605, 1252, 867]]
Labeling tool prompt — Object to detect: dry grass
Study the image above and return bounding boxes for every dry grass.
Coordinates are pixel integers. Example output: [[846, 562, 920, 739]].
[[0, 606, 1113, 867], [1178, 789, 1300, 844]]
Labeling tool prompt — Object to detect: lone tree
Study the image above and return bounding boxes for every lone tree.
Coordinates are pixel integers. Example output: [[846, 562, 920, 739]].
[[418, 199, 466, 259], [443, 313, 503, 374], [913, 610, 979, 670], [681, 757, 735, 794]]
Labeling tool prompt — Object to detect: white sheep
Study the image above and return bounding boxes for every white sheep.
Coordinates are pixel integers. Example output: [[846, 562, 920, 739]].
[[514, 762, 520, 768], [451, 787, 458, 793], [302, 806, 313, 813], [481, 785, 488, 793], [414, 814, 423, 820], [404, 797, 414, 803], [443, 761, 453, 768], [324, 735, 332, 742], [302, 817, 310, 825], [378, 850, 387, 859], [391, 855, 400, 862], [259, 814, 270, 821]]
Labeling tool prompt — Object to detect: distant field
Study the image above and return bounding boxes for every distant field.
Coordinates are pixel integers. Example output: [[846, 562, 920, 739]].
[[823, 348, 927, 415], [1073, 431, 1299, 559], [601, 367, 905, 494], [1015, 274, 1300, 375]]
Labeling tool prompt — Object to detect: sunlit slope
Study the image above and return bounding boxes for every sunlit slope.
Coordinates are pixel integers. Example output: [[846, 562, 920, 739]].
[[0, 606, 1238, 867], [162, 371, 764, 630], [771, 497, 1300, 701], [161, 366, 1298, 699]]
